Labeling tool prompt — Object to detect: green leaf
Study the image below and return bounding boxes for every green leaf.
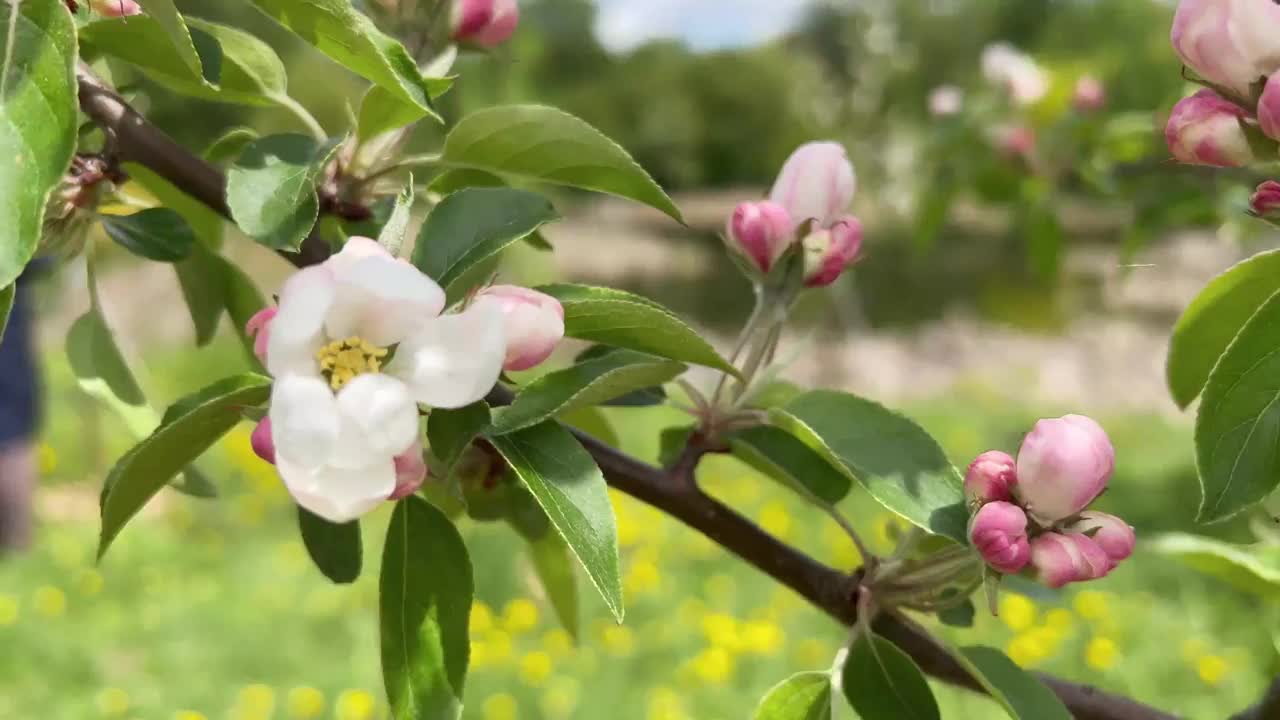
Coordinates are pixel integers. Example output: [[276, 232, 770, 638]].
[[100, 208, 195, 262], [841, 632, 939, 720], [442, 105, 683, 223], [754, 672, 832, 720], [124, 163, 224, 249], [0, 284, 13, 343], [537, 284, 737, 375], [770, 391, 967, 543], [528, 531, 580, 640], [227, 134, 334, 250], [728, 425, 853, 505], [1168, 250, 1280, 409], [356, 77, 453, 142], [937, 599, 976, 628], [99, 374, 272, 558], [204, 127, 258, 165], [133, 0, 203, 77], [412, 187, 558, 303], [488, 421, 623, 621], [380, 496, 471, 719], [491, 350, 685, 435], [220, 256, 268, 368], [427, 402, 491, 478], [377, 178, 415, 257], [298, 506, 362, 584], [952, 646, 1071, 720], [0, 0, 77, 289], [246, 0, 439, 120], [174, 243, 226, 346], [1152, 533, 1280, 597], [1196, 289, 1280, 522]]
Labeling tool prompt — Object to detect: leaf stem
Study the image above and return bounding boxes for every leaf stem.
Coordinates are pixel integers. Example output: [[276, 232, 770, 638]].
[[271, 94, 327, 142]]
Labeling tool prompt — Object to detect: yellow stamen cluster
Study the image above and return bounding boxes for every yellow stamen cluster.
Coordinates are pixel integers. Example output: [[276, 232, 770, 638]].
[[316, 336, 388, 390]]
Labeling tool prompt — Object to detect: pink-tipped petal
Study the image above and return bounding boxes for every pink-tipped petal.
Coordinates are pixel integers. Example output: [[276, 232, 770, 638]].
[[964, 450, 1018, 505], [727, 200, 795, 275], [968, 501, 1031, 574], [474, 285, 564, 372], [1028, 532, 1089, 588], [769, 142, 857, 229], [1015, 414, 1114, 524], [245, 306, 277, 366], [1165, 89, 1256, 167], [389, 442, 428, 500], [800, 215, 863, 288], [1064, 511, 1136, 565], [250, 417, 276, 465]]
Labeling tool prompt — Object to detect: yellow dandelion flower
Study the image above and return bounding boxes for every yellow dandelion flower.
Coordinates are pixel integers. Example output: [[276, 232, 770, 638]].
[[690, 646, 735, 684], [286, 686, 325, 719], [999, 594, 1037, 632], [470, 602, 495, 635], [502, 598, 539, 635], [758, 501, 792, 540], [0, 594, 19, 626], [601, 624, 635, 657], [173, 712, 207, 720], [94, 687, 129, 717], [541, 628, 574, 660], [742, 620, 785, 656], [1072, 590, 1110, 621], [37, 442, 57, 475], [1006, 631, 1051, 667], [235, 684, 275, 719], [33, 586, 66, 619], [1045, 609, 1074, 629], [823, 522, 862, 568], [700, 613, 741, 651], [482, 693, 518, 720], [540, 676, 580, 718], [1086, 637, 1119, 671], [519, 651, 554, 687], [77, 569, 104, 597], [624, 559, 661, 596], [1197, 655, 1229, 686], [471, 640, 492, 671], [334, 689, 377, 720], [647, 686, 687, 720]]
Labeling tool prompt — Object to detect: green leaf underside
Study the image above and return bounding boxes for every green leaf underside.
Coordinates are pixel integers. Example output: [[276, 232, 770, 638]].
[[1151, 533, 1280, 597], [491, 350, 685, 435], [728, 425, 852, 505], [377, 179, 415, 257], [0, 0, 78, 289], [380, 497, 471, 719], [952, 646, 1072, 720], [427, 402, 491, 479], [227, 134, 332, 250], [441, 105, 683, 223], [204, 127, 259, 164], [528, 531, 580, 640], [246, 0, 438, 119], [98, 374, 272, 558], [356, 77, 453, 142], [771, 391, 967, 543], [536, 284, 737, 375], [1196, 288, 1280, 522], [841, 633, 939, 720], [488, 421, 623, 622], [412, 187, 558, 303], [297, 506, 362, 584], [134, 0, 203, 76], [753, 672, 832, 720], [100, 208, 195, 262], [1168, 250, 1280, 409]]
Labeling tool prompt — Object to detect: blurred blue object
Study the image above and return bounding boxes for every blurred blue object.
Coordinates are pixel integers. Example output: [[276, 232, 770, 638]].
[[0, 267, 42, 448]]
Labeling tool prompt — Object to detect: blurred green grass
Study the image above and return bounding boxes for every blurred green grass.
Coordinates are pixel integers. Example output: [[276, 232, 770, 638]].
[[1, 336, 1272, 720]]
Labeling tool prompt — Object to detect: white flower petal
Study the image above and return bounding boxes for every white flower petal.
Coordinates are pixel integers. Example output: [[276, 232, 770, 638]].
[[267, 266, 335, 377], [387, 301, 506, 409], [334, 374, 420, 459], [269, 374, 340, 468], [326, 236, 393, 280], [276, 454, 396, 523], [324, 256, 447, 347]]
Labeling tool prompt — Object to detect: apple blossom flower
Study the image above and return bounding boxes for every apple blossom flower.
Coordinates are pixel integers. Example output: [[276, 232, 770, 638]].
[[800, 216, 863, 288], [1171, 0, 1280, 101], [928, 85, 964, 117], [969, 501, 1031, 574], [245, 307, 276, 365], [389, 440, 428, 501], [726, 200, 794, 276], [981, 43, 1049, 106], [769, 142, 857, 231], [474, 285, 565, 371], [965, 450, 1017, 506], [1015, 414, 1114, 524], [262, 236, 506, 523], [1073, 75, 1106, 113], [1165, 89, 1258, 167], [452, 0, 519, 48]]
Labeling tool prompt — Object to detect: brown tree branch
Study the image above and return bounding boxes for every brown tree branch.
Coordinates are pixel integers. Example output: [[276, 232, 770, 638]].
[[76, 63, 1180, 720]]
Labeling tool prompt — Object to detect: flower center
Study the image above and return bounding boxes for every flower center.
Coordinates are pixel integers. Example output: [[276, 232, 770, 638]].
[[316, 336, 388, 390]]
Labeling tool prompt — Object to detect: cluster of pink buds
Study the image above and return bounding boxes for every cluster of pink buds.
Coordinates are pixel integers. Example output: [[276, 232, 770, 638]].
[[965, 415, 1135, 588], [724, 142, 864, 288], [451, 0, 519, 48], [75, 0, 142, 16]]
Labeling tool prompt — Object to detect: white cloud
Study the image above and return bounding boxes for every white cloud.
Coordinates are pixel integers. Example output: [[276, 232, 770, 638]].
[[593, 0, 818, 53]]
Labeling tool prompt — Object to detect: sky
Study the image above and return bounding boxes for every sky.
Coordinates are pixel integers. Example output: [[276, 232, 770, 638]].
[[592, 0, 820, 53]]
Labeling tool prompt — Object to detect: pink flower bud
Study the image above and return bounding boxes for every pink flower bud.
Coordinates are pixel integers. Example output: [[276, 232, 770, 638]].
[[1028, 532, 1110, 588], [801, 216, 863, 288], [1165, 89, 1256, 167], [981, 43, 1049, 106], [1252, 180, 1280, 218], [1072, 76, 1106, 113], [244, 306, 277, 365], [1259, 72, 1280, 141], [726, 201, 794, 275], [451, 0, 519, 48], [475, 285, 564, 372], [968, 501, 1031, 574], [964, 450, 1017, 505], [992, 124, 1036, 160], [928, 85, 964, 117], [389, 442, 427, 501], [1015, 414, 1114, 524], [769, 142, 856, 229], [1064, 511, 1135, 565], [1171, 0, 1280, 101], [250, 417, 276, 465], [89, 0, 142, 16]]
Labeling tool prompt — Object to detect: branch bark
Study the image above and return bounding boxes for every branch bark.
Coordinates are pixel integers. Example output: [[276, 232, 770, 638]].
[[76, 63, 1180, 720]]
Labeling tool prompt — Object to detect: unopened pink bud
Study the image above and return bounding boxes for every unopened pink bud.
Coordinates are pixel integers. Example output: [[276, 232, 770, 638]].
[[1028, 532, 1099, 588], [965, 450, 1017, 505], [1171, 0, 1280, 101], [475, 285, 564, 372], [89, 0, 142, 16], [769, 142, 857, 229], [451, 0, 518, 48], [1252, 180, 1280, 219], [801, 216, 863, 288], [389, 442, 427, 501], [993, 124, 1036, 160], [928, 85, 964, 117], [245, 306, 277, 365], [726, 201, 794, 275], [1073, 76, 1106, 113], [250, 417, 275, 465], [1015, 414, 1114, 524], [1064, 511, 1135, 565], [968, 501, 1030, 574], [1165, 89, 1256, 167]]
